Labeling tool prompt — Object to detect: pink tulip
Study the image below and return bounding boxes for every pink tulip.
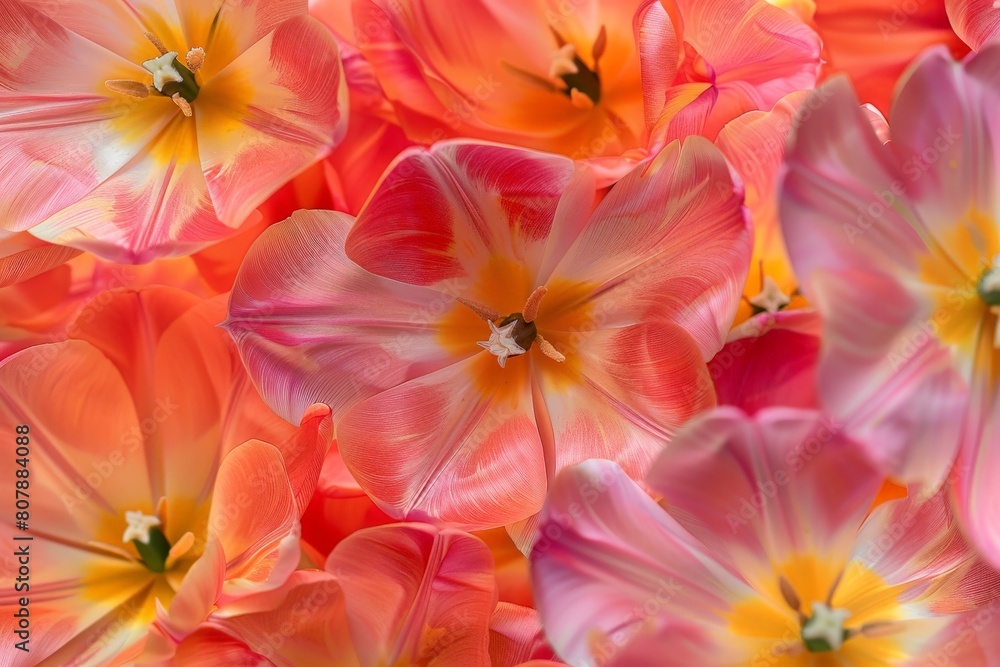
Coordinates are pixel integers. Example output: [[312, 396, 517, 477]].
[[532, 408, 1000, 666], [780, 44, 1000, 565], [639, 0, 821, 145], [0, 288, 332, 665], [0, 0, 347, 262], [225, 139, 751, 531]]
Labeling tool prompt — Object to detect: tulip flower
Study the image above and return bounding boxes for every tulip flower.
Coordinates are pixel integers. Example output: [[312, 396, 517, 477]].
[[0, 288, 331, 665], [225, 139, 751, 531], [780, 44, 1000, 565], [0, 0, 346, 262], [532, 408, 1000, 666]]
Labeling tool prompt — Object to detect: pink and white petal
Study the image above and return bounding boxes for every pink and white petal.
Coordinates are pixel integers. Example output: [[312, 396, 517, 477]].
[[345, 141, 577, 291], [327, 524, 495, 667], [0, 231, 81, 288], [197, 15, 347, 227], [953, 323, 1000, 570], [207, 570, 360, 667], [208, 441, 301, 599], [28, 116, 238, 263], [809, 269, 967, 491], [946, 0, 1000, 51], [889, 45, 1000, 247], [635, 0, 680, 130], [530, 460, 748, 667], [546, 137, 751, 359], [336, 355, 547, 529], [646, 407, 885, 589], [780, 77, 927, 286], [711, 310, 821, 413], [18, 0, 184, 63], [538, 320, 715, 481], [224, 210, 462, 426], [489, 603, 557, 667], [853, 487, 1000, 614]]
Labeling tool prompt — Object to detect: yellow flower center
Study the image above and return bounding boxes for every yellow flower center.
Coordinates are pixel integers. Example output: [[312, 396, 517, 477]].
[[727, 554, 910, 664], [105, 32, 204, 117]]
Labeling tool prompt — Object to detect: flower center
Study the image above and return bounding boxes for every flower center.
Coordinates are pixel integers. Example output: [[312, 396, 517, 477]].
[[976, 255, 1000, 349], [105, 32, 204, 117], [122, 509, 172, 573], [503, 26, 606, 109], [462, 286, 566, 367]]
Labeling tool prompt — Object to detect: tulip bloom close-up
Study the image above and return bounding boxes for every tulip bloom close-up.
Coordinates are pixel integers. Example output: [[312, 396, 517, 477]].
[[224, 139, 751, 531], [3, 0, 1000, 665], [0, 0, 346, 263]]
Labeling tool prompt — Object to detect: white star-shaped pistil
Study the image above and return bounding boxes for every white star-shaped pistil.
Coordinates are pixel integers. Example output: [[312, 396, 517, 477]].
[[477, 320, 526, 368], [122, 510, 161, 544], [748, 275, 792, 313], [802, 601, 852, 651], [142, 52, 183, 92], [549, 44, 579, 80]]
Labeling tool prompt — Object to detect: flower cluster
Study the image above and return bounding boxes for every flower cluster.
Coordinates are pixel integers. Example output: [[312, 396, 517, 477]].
[[2, 0, 1000, 664]]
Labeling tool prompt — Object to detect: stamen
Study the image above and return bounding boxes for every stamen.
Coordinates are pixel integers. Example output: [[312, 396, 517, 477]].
[[458, 297, 502, 322], [144, 31, 170, 56], [105, 79, 150, 99], [171, 93, 193, 117], [536, 334, 565, 363], [778, 575, 802, 613], [825, 570, 844, 606], [591, 26, 607, 73], [522, 286, 548, 323], [858, 621, 904, 638], [185, 47, 205, 72]]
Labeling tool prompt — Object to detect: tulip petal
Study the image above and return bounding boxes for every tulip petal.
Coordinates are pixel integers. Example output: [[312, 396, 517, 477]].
[[854, 487, 1000, 614], [0, 231, 81, 288], [196, 15, 346, 227], [208, 441, 301, 599], [488, 603, 557, 667], [327, 524, 496, 667], [206, 570, 360, 667], [538, 320, 715, 479], [546, 137, 751, 359], [646, 407, 885, 590], [345, 141, 576, 291], [225, 209, 461, 425], [337, 354, 548, 529], [947, 0, 1000, 51]]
